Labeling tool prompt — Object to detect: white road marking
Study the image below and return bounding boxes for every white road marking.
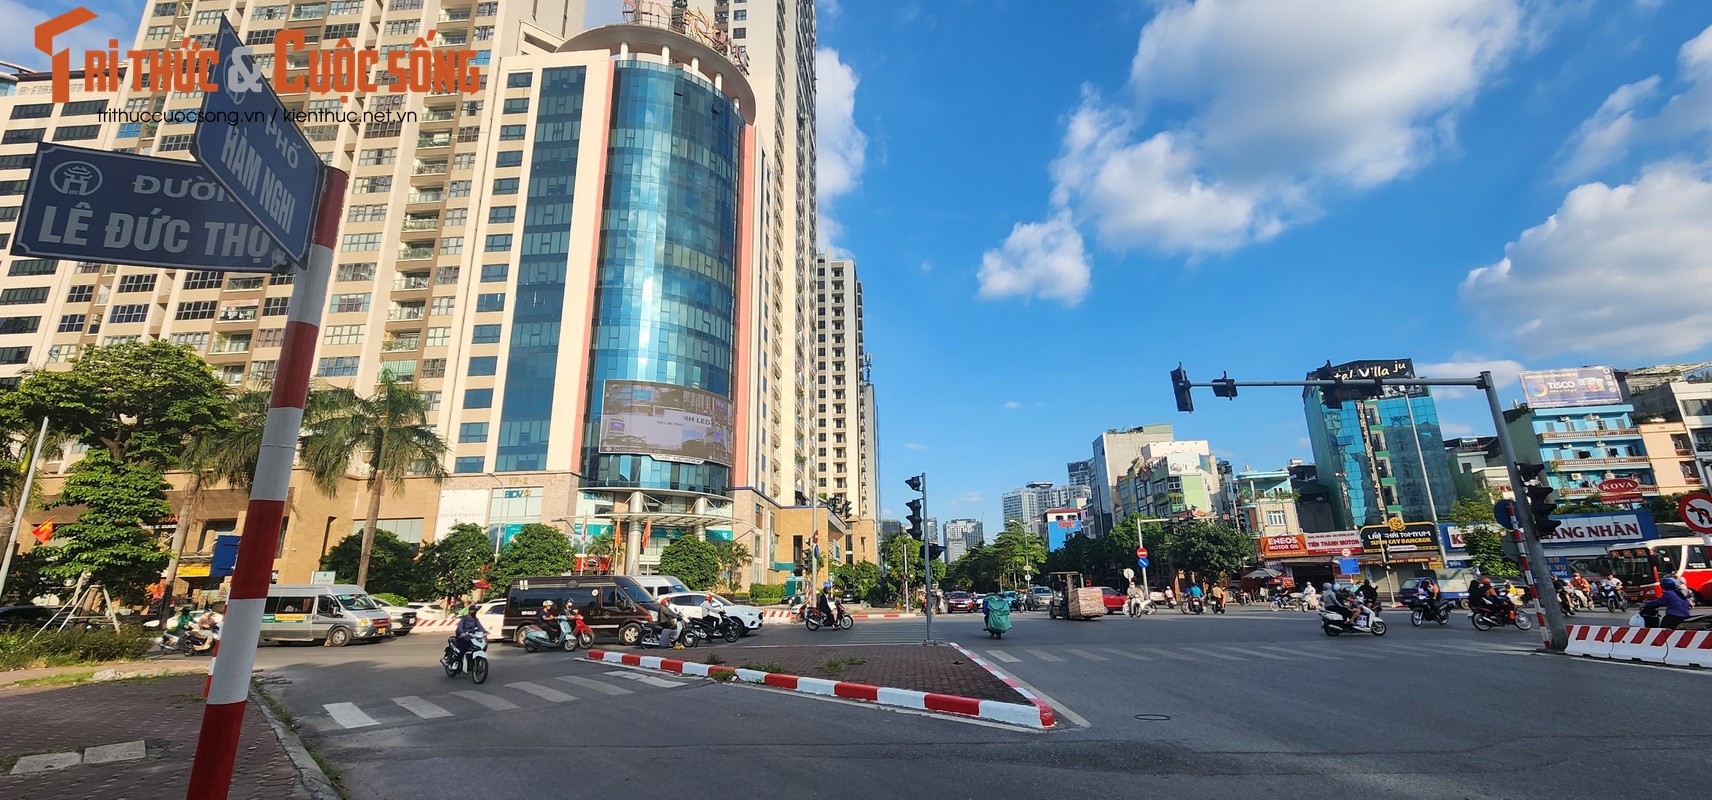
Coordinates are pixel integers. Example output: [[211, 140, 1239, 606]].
[[557, 675, 633, 695], [1179, 647, 1244, 661], [1228, 647, 1293, 661], [1143, 648, 1196, 662], [1100, 648, 1151, 660], [1062, 648, 1109, 661], [392, 696, 452, 719], [984, 649, 1020, 663], [1023, 648, 1065, 662], [1330, 647, 1388, 659], [324, 702, 379, 729], [452, 690, 519, 711], [1254, 645, 1340, 661], [604, 670, 684, 688], [507, 681, 576, 702]]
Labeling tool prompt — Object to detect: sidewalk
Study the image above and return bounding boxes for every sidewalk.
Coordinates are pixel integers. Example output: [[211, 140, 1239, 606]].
[[0, 659, 208, 689], [671, 642, 1022, 702], [0, 674, 314, 800]]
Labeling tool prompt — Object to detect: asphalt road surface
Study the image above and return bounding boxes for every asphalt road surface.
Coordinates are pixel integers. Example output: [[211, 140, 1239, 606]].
[[247, 606, 1707, 800]]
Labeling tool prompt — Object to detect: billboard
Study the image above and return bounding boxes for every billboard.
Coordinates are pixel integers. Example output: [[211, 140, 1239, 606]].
[[598, 380, 735, 467], [1440, 510, 1657, 553], [1518, 367, 1621, 408], [1258, 530, 1362, 559], [1316, 358, 1425, 402]]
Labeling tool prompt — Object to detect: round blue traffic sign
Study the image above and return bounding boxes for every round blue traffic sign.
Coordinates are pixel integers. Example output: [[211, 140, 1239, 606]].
[[1137, 557, 1150, 568]]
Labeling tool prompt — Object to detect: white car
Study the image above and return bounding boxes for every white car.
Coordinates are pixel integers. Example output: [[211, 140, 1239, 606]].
[[658, 592, 763, 634], [373, 603, 419, 636], [474, 599, 505, 640], [406, 602, 449, 621]]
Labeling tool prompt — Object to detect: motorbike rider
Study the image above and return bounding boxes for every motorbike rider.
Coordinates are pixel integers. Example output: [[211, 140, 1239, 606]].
[[1643, 578, 1693, 629], [171, 606, 197, 634], [1356, 580, 1379, 611], [1569, 572, 1592, 608], [1186, 582, 1204, 611], [452, 605, 486, 662], [1320, 583, 1354, 627], [1470, 576, 1515, 620], [657, 596, 686, 649], [815, 590, 834, 624], [699, 593, 727, 634], [1551, 574, 1576, 615], [1210, 583, 1228, 614], [1417, 576, 1443, 617], [535, 600, 563, 643], [195, 605, 223, 642]]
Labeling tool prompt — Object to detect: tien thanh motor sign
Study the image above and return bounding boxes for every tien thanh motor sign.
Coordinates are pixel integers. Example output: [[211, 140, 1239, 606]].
[[192, 17, 319, 268]]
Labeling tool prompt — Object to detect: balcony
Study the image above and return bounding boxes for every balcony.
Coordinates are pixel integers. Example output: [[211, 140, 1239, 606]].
[[1539, 427, 1640, 441], [406, 190, 444, 205], [439, 9, 472, 23], [416, 132, 451, 149], [1560, 484, 1661, 498], [422, 108, 456, 123], [381, 337, 420, 352], [401, 215, 439, 231], [397, 246, 435, 261], [413, 160, 448, 176], [1549, 455, 1651, 469], [387, 306, 426, 322], [393, 273, 431, 290]]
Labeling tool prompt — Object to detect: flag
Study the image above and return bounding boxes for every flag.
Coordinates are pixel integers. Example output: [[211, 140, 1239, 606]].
[[30, 519, 53, 544], [640, 518, 652, 551]]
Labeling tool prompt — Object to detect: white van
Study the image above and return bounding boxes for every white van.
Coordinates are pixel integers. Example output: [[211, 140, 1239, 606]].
[[262, 584, 393, 647], [630, 575, 691, 600]]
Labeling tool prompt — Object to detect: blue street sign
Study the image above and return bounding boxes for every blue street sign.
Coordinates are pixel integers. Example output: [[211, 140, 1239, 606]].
[[1494, 499, 1519, 530], [211, 535, 241, 578], [1137, 557, 1150, 568], [11, 144, 293, 272], [1336, 557, 1360, 574], [192, 17, 318, 267]]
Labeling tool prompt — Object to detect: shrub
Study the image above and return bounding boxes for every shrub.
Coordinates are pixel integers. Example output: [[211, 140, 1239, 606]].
[[0, 627, 156, 670], [372, 592, 409, 607], [747, 583, 786, 605]]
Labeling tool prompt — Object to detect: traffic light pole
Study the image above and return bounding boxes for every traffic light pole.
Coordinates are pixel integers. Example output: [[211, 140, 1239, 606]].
[[921, 483, 934, 643], [1169, 367, 1570, 651]]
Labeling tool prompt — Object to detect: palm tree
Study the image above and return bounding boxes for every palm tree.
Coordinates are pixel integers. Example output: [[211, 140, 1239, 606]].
[[300, 372, 449, 588], [159, 386, 275, 616]]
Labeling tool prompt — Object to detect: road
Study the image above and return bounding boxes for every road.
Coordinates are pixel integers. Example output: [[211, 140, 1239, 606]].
[[248, 606, 1707, 799]]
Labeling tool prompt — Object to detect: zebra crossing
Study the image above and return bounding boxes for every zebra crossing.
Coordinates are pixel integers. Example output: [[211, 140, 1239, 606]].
[[307, 669, 689, 732], [980, 639, 1531, 667]]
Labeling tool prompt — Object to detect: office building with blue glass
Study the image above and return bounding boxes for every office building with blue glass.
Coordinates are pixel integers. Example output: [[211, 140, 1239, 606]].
[[1302, 359, 1458, 530]]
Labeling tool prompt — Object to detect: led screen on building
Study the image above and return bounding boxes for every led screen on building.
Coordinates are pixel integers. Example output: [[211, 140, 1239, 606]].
[[597, 380, 735, 467], [1518, 367, 1622, 408]]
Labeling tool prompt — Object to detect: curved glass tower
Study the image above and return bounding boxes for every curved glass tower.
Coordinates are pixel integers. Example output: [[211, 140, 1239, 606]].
[[580, 60, 744, 495]]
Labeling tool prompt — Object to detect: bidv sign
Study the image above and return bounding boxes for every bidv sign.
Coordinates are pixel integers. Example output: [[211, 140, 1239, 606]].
[[12, 144, 291, 273]]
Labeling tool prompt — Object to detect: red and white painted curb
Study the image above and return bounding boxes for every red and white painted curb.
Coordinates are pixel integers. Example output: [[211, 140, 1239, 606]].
[[759, 609, 919, 621], [1563, 623, 1712, 668], [946, 642, 1056, 727], [584, 649, 1054, 729]]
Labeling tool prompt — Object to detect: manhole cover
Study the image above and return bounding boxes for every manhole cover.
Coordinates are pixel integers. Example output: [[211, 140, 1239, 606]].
[[1134, 714, 1172, 722]]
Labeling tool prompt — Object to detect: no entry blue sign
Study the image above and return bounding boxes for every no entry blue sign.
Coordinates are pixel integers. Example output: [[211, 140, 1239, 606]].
[[10, 144, 293, 272], [192, 17, 319, 267]]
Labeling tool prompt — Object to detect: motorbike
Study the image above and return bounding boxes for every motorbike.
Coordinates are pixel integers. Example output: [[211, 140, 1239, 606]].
[[441, 633, 489, 684], [690, 613, 743, 644], [1210, 595, 1227, 615], [521, 615, 585, 653], [1180, 595, 1204, 615], [1595, 584, 1627, 613], [1321, 603, 1387, 636], [984, 599, 1012, 639], [145, 620, 215, 655], [1410, 598, 1453, 626], [1635, 607, 1712, 630], [1470, 602, 1534, 631], [804, 601, 854, 631], [640, 621, 700, 649], [1124, 596, 1157, 617]]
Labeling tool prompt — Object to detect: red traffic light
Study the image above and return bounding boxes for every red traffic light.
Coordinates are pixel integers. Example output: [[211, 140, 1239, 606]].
[[1135, 547, 1148, 558]]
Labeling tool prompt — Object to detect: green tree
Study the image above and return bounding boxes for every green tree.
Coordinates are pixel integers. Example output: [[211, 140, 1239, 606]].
[[1166, 520, 1254, 586], [40, 451, 172, 601], [947, 544, 1003, 592], [2, 546, 63, 604], [658, 535, 720, 590], [490, 523, 576, 590], [419, 522, 493, 604], [831, 560, 882, 601], [0, 341, 228, 469], [878, 532, 944, 604], [161, 386, 276, 616], [319, 529, 427, 597], [1447, 489, 1521, 577], [300, 373, 450, 588], [711, 540, 753, 591], [993, 521, 1048, 590]]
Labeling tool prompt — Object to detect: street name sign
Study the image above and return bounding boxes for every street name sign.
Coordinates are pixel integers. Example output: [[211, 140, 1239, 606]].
[[10, 144, 293, 272], [192, 17, 319, 267]]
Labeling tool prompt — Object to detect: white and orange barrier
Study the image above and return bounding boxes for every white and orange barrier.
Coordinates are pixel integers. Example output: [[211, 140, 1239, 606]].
[[1563, 623, 1708, 668], [1607, 626, 1676, 661], [1662, 630, 1712, 668]]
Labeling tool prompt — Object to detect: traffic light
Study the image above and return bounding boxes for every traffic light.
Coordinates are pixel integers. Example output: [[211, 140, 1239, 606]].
[[905, 498, 924, 536], [1211, 371, 1237, 399], [1517, 462, 1547, 483], [905, 475, 925, 493], [1171, 365, 1193, 412], [1527, 483, 1560, 537]]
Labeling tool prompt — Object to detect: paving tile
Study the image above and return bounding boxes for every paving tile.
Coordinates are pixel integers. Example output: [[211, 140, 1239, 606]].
[[10, 752, 81, 775], [82, 740, 147, 765]]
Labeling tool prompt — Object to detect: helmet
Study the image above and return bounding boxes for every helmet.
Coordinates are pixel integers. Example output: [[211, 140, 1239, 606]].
[[1479, 576, 1492, 584], [541, 600, 555, 609], [1662, 577, 1679, 589]]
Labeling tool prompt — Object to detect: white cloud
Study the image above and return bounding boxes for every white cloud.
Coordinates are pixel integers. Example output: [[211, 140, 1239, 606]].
[[1416, 357, 1526, 398], [1558, 25, 1712, 179], [1459, 163, 1712, 359], [1001, 401, 1021, 410], [0, 1, 134, 70], [984, 0, 1526, 301], [815, 48, 868, 251], [1441, 420, 1477, 438], [905, 442, 928, 451], [954, 491, 983, 505], [976, 211, 1091, 305]]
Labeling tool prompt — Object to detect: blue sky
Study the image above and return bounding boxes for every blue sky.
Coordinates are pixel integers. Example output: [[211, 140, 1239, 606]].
[[6, 1, 1712, 532], [816, 0, 1712, 526]]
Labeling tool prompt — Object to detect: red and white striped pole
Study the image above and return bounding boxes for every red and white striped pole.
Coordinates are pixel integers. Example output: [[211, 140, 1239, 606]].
[[186, 168, 346, 800], [1510, 528, 1550, 649]]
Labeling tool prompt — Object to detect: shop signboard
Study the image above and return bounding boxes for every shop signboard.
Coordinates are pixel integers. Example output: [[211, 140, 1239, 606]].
[[1259, 530, 1362, 559]]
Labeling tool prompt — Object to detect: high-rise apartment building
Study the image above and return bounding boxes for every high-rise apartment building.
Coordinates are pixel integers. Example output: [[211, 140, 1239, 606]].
[[942, 518, 982, 551], [1066, 458, 1094, 489], [0, 0, 864, 590], [814, 257, 874, 519], [1001, 481, 1053, 537], [1087, 424, 1175, 536]]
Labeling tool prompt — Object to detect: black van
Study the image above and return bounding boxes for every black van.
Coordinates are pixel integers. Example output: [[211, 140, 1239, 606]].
[[502, 575, 661, 647]]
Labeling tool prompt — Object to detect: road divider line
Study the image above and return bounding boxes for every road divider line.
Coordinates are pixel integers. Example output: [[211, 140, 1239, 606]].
[[1228, 647, 1292, 660], [556, 675, 632, 695], [1255, 645, 1339, 661], [984, 650, 1020, 663], [506, 681, 576, 703], [1023, 648, 1065, 662], [391, 696, 452, 719], [1143, 648, 1196, 662], [323, 702, 378, 729], [452, 690, 519, 711]]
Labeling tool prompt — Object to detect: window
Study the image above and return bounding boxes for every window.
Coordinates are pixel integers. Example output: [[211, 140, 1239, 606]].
[[485, 234, 513, 251], [492, 177, 519, 195], [1266, 510, 1287, 527], [0, 208, 20, 222], [439, 237, 463, 255], [435, 266, 460, 284], [454, 456, 484, 474], [383, 19, 419, 35], [252, 4, 287, 20], [322, 324, 364, 345], [10, 104, 51, 119], [0, 154, 31, 169], [176, 300, 216, 320], [477, 1, 497, 15], [342, 233, 381, 252], [0, 317, 40, 335], [475, 293, 505, 312], [117, 123, 143, 139], [53, 125, 101, 141], [146, 24, 175, 41], [211, 332, 252, 354], [169, 332, 207, 350], [354, 176, 393, 193], [495, 150, 523, 167], [329, 293, 371, 313], [471, 324, 501, 344], [357, 147, 397, 166], [448, 180, 472, 198], [47, 344, 80, 363], [158, 134, 194, 152], [184, 271, 222, 289], [0, 287, 49, 305], [117, 274, 157, 293], [445, 208, 468, 227], [498, 125, 526, 141], [347, 204, 387, 223], [459, 422, 488, 443], [421, 358, 447, 378], [467, 356, 497, 376], [425, 327, 450, 348], [8, 260, 56, 278], [262, 297, 290, 316], [57, 314, 87, 333], [336, 262, 376, 282], [480, 263, 509, 282], [292, 3, 327, 20], [317, 356, 360, 377], [734, 27, 745, 38], [464, 388, 493, 409], [506, 72, 532, 88], [488, 206, 516, 224], [734, 9, 747, 20], [323, 22, 359, 38], [226, 276, 263, 291], [502, 98, 529, 114], [0, 179, 30, 196], [330, 0, 362, 14], [255, 328, 284, 348], [108, 304, 149, 324], [430, 296, 456, 316]]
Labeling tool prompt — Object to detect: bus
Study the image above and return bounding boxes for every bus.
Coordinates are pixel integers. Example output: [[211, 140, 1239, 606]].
[[1605, 537, 1711, 604]]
